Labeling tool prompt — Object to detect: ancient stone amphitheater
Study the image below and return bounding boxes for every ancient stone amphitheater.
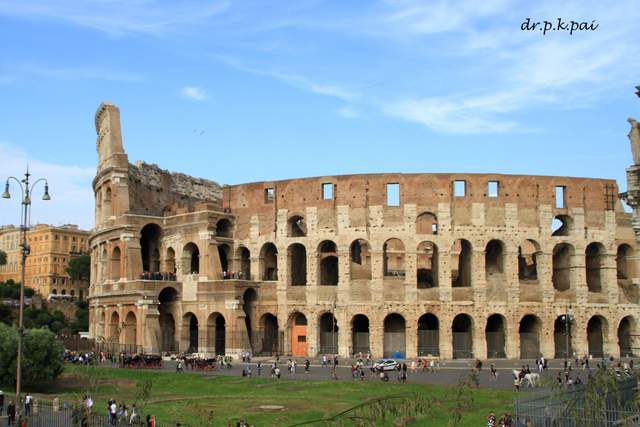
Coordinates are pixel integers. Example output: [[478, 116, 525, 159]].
[[88, 102, 639, 360]]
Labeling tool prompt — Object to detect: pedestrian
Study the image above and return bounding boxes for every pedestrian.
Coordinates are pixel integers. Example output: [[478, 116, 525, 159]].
[[7, 401, 15, 426], [257, 361, 262, 376], [486, 411, 496, 427], [292, 359, 297, 374], [275, 366, 281, 379], [360, 368, 366, 382], [322, 355, 327, 367], [490, 364, 497, 381], [305, 359, 310, 373], [24, 393, 32, 417], [110, 400, 117, 425], [0, 390, 4, 416]]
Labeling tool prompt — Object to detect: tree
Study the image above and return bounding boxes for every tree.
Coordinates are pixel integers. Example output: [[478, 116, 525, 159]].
[[66, 254, 90, 281], [0, 324, 64, 386], [0, 250, 6, 266]]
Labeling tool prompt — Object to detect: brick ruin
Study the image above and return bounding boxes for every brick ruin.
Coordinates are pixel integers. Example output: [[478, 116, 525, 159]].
[[88, 102, 640, 359]]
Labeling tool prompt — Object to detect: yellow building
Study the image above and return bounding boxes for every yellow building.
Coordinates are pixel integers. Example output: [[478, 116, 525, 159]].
[[0, 224, 91, 299]]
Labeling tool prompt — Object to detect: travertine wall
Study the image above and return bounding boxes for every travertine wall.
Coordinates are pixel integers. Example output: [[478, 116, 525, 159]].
[[88, 102, 640, 360]]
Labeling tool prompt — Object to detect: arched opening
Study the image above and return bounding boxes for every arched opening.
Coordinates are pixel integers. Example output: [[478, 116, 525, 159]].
[[182, 242, 200, 274], [383, 313, 406, 358], [288, 243, 307, 286], [103, 186, 112, 218], [109, 311, 120, 341], [216, 218, 233, 238], [51, 289, 57, 294], [618, 316, 636, 357], [416, 212, 438, 234], [182, 312, 199, 353], [319, 312, 339, 355], [289, 312, 308, 357], [383, 239, 405, 277], [260, 313, 279, 356], [617, 244, 633, 281], [452, 314, 473, 359], [552, 243, 574, 292], [236, 246, 251, 280], [519, 315, 541, 359], [288, 215, 306, 237], [243, 288, 257, 350], [165, 247, 176, 274], [98, 311, 105, 338], [586, 243, 605, 293], [218, 244, 230, 275], [485, 314, 506, 358], [485, 240, 505, 298], [350, 239, 372, 280], [352, 314, 370, 355], [123, 311, 137, 345], [318, 240, 339, 286], [417, 242, 438, 288], [207, 313, 226, 355], [140, 224, 161, 273], [554, 315, 573, 358], [110, 247, 121, 281], [451, 239, 472, 287], [61, 289, 66, 295], [158, 287, 178, 352], [518, 240, 539, 281], [418, 314, 439, 356], [260, 243, 278, 281], [552, 215, 572, 236], [587, 315, 606, 358]]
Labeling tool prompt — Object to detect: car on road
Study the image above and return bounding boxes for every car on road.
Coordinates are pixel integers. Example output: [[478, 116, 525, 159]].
[[373, 359, 398, 371]]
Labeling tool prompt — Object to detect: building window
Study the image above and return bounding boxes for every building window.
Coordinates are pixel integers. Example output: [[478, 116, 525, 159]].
[[54, 235, 59, 240], [555, 186, 566, 208], [322, 183, 333, 200], [454, 180, 466, 197], [386, 183, 400, 207], [488, 181, 499, 197], [264, 188, 275, 204]]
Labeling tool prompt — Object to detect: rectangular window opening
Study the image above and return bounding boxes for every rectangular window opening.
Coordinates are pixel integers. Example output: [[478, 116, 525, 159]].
[[322, 183, 333, 200], [453, 180, 466, 197], [264, 187, 275, 204], [386, 183, 400, 206], [555, 186, 565, 209], [488, 181, 499, 198]]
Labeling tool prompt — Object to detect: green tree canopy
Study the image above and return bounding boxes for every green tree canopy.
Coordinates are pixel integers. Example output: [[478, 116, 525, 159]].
[[0, 280, 34, 299], [66, 254, 90, 281], [0, 324, 64, 386]]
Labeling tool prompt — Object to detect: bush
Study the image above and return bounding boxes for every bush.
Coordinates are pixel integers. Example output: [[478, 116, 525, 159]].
[[0, 324, 64, 386]]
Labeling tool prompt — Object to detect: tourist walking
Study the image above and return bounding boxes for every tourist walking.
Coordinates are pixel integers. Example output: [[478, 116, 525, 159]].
[[490, 364, 497, 381], [24, 393, 32, 417], [305, 359, 310, 373], [6, 401, 15, 426]]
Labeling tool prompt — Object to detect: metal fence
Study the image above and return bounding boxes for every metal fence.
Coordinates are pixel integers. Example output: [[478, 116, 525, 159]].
[[514, 378, 640, 427], [61, 337, 142, 355], [452, 332, 473, 358], [520, 333, 540, 359], [417, 330, 439, 356]]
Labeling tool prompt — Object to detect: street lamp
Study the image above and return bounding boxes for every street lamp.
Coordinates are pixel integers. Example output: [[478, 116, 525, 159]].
[[2, 167, 50, 419]]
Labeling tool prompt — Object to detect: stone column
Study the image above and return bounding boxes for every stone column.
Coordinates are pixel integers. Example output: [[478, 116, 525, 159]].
[[474, 318, 487, 360], [405, 314, 417, 359], [370, 249, 384, 305], [440, 315, 452, 359], [337, 247, 350, 303], [572, 251, 587, 305], [505, 249, 520, 306], [306, 245, 318, 305], [473, 248, 487, 305], [370, 313, 383, 358], [537, 252, 554, 304], [307, 311, 318, 357], [439, 249, 452, 302]]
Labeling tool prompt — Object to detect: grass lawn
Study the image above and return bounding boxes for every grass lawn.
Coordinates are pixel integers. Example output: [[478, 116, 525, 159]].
[[25, 365, 516, 426]]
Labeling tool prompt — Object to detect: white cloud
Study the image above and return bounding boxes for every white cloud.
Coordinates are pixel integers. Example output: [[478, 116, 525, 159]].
[[0, 143, 94, 230], [337, 105, 361, 119], [181, 86, 207, 101]]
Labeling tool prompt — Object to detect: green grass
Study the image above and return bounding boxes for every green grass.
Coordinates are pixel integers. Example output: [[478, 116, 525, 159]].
[[27, 365, 516, 426]]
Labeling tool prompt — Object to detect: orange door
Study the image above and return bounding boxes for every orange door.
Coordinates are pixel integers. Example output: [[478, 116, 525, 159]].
[[291, 324, 308, 357]]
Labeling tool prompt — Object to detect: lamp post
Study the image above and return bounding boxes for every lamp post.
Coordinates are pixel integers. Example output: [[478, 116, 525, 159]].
[[332, 300, 337, 379], [2, 167, 50, 418]]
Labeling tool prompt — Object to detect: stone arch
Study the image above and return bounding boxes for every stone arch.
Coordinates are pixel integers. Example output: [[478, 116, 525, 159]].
[[519, 314, 542, 359], [587, 315, 608, 358], [259, 313, 279, 356], [485, 314, 506, 358], [51, 289, 57, 294], [554, 315, 573, 358], [417, 241, 438, 288], [218, 243, 231, 274], [110, 246, 121, 281], [552, 215, 572, 236], [123, 311, 137, 346], [351, 314, 370, 356], [451, 239, 472, 287], [236, 246, 251, 279], [158, 287, 179, 352], [383, 313, 406, 358], [182, 242, 200, 274], [242, 288, 258, 349], [216, 218, 233, 238], [140, 223, 162, 273], [318, 240, 338, 286], [318, 312, 338, 354], [165, 247, 176, 274], [416, 212, 438, 235], [289, 312, 308, 357], [259, 243, 278, 281], [103, 185, 112, 218], [585, 242, 605, 293], [207, 312, 226, 355], [485, 240, 505, 300], [383, 238, 405, 277], [109, 311, 120, 341], [288, 243, 307, 286], [552, 243, 574, 292], [288, 215, 306, 237], [617, 244, 634, 281], [350, 239, 372, 280], [518, 239, 540, 281], [182, 312, 199, 353], [452, 314, 473, 359], [618, 316, 636, 357], [418, 313, 439, 356]]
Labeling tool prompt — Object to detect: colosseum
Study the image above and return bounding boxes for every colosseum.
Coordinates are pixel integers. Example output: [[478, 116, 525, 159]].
[[88, 101, 640, 360]]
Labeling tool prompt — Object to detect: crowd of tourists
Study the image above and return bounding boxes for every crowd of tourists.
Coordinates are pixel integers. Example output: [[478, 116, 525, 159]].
[[139, 271, 176, 281], [221, 270, 247, 280], [0, 391, 33, 426]]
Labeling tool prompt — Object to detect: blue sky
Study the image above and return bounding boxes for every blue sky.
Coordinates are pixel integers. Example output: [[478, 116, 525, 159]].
[[0, 0, 639, 230]]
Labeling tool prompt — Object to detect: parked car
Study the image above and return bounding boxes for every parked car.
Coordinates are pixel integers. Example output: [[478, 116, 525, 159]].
[[373, 359, 398, 371]]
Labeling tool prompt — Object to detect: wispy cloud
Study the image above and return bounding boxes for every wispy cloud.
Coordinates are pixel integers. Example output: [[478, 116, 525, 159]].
[[336, 105, 362, 119], [0, 143, 94, 230], [0, 0, 230, 37], [181, 86, 207, 101]]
